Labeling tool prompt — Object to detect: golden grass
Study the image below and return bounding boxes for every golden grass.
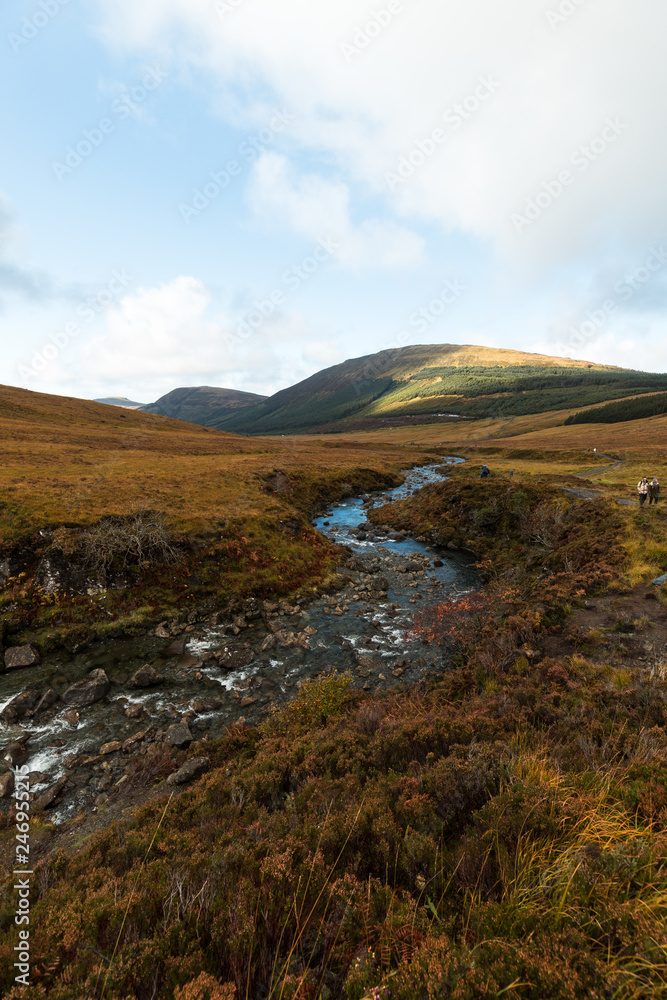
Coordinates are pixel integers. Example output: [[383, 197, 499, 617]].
[[0, 384, 430, 538]]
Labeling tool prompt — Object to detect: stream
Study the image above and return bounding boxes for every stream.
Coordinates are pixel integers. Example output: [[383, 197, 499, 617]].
[[0, 458, 476, 824]]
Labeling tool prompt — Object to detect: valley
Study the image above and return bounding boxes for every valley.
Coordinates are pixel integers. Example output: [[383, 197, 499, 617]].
[[1, 349, 667, 999]]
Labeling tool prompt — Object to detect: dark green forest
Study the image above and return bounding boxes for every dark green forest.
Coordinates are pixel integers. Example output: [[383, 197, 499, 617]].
[[565, 391, 667, 425]]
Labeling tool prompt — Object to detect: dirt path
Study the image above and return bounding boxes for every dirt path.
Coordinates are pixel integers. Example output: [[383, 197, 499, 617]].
[[575, 453, 623, 478]]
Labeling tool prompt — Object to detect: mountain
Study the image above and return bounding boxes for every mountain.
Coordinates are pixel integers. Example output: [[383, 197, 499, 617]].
[[95, 396, 145, 409], [140, 386, 268, 428], [214, 344, 667, 435]]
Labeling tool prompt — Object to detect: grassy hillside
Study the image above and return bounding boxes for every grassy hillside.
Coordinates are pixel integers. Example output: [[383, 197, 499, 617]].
[[216, 344, 667, 435], [141, 386, 267, 427], [0, 384, 426, 650]]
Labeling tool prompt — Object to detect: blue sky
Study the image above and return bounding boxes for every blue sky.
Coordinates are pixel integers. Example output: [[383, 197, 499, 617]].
[[2, 0, 667, 403]]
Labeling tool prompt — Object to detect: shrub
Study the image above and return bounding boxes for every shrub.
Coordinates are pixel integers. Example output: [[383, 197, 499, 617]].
[[80, 508, 181, 571]]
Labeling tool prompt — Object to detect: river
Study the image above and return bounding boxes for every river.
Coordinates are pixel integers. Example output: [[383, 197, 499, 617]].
[[0, 458, 476, 824]]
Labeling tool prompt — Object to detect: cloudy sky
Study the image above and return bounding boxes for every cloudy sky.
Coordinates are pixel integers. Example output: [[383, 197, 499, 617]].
[[2, 0, 667, 403]]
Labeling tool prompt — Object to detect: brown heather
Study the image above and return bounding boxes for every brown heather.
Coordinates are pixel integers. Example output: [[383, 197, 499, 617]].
[[2, 388, 667, 998]]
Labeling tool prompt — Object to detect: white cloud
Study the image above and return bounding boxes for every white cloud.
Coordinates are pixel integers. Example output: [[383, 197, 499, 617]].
[[82, 275, 223, 380], [247, 151, 424, 269], [93, 0, 667, 276]]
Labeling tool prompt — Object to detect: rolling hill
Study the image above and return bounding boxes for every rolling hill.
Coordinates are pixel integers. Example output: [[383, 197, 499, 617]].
[[95, 396, 145, 409], [212, 344, 667, 435], [140, 385, 267, 428]]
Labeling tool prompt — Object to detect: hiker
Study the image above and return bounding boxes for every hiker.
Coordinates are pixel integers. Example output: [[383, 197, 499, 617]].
[[480, 465, 490, 479], [509, 469, 514, 479], [638, 477, 649, 505], [649, 477, 661, 505]]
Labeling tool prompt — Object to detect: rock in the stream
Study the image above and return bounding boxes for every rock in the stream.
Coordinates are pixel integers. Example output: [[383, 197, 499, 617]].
[[0, 689, 40, 723], [397, 560, 421, 573], [34, 688, 59, 715], [165, 723, 193, 748], [167, 757, 210, 786], [125, 703, 144, 719], [216, 645, 254, 671], [129, 663, 166, 688], [63, 669, 110, 707], [2, 741, 28, 767], [100, 741, 122, 755], [3, 644, 40, 671], [154, 623, 171, 638], [33, 775, 68, 812], [0, 771, 14, 797], [164, 637, 187, 656]]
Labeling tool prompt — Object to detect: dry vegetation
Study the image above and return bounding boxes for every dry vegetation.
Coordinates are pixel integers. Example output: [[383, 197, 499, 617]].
[[3, 385, 667, 998], [3, 473, 667, 999], [0, 385, 431, 649]]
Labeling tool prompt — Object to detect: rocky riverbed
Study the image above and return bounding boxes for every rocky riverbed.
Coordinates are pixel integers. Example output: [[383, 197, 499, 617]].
[[0, 459, 476, 827]]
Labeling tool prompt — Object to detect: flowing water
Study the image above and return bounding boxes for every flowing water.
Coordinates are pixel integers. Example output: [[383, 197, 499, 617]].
[[0, 458, 476, 822]]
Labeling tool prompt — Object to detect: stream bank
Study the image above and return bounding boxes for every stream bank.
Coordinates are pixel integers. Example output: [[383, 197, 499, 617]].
[[0, 459, 475, 828]]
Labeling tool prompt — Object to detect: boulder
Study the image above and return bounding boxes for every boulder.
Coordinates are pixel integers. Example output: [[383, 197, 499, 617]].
[[122, 728, 149, 751], [0, 771, 14, 798], [0, 689, 40, 724], [164, 637, 187, 656], [129, 664, 166, 688], [154, 623, 171, 638], [34, 688, 59, 715], [216, 645, 254, 671], [33, 775, 68, 812], [61, 709, 80, 725], [165, 723, 193, 748], [177, 654, 200, 670], [124, 703, 144, 719], [167, 757, 210, 786], [63, 669, 110, 707], [2, 741, 28, 767], [3, 644, 40, 671]]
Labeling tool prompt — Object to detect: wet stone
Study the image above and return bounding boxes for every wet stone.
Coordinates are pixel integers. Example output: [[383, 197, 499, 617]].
[[129, 663, 167, 688], [63, 669, 110, 707], [0, 772, 14, 798], [3, 644, 40, 671], [165, 723, 193, 748]]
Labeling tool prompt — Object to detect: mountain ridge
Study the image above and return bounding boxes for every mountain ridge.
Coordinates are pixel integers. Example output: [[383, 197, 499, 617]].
[[136, 344, 667, 435], [140, 385, 267, 428]]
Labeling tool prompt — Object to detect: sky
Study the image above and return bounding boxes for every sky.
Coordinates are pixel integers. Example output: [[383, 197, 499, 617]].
[[2, 0, 667, 404]]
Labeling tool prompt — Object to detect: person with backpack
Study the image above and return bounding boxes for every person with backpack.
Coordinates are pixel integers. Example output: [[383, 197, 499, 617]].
[[648, 478, 661, 505], [638, 478, 649, 505]]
